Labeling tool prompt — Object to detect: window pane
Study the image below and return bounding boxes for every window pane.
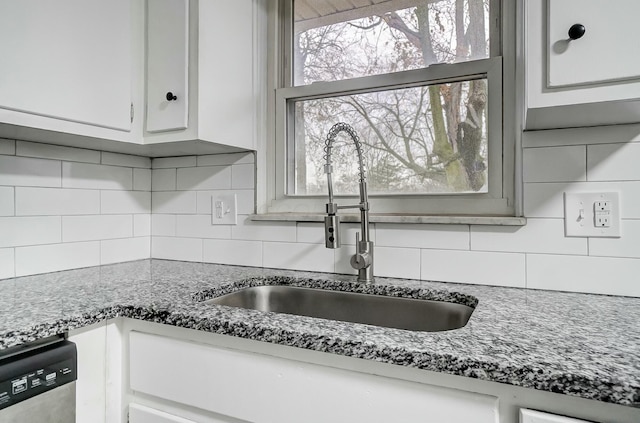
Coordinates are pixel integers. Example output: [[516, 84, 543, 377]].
[[291, 79, 488, 196], [293, 0, 491, 86]]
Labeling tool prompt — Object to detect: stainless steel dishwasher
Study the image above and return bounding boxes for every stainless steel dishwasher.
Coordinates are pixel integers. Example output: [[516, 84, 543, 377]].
[[0, 337, 77, 423]]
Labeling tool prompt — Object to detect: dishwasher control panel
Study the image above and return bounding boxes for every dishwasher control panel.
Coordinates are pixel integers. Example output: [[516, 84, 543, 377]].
[[0, 341, 76, 410]]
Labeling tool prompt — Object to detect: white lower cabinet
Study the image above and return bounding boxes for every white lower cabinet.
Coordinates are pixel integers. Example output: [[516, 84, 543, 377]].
[[520, 409, 592, 423], [129, 331, 499, 423], [130, 403, 235, 423], [68, 323, 108, 423]]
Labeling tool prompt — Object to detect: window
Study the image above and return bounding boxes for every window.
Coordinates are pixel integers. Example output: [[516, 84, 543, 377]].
[[268, 0, 514, 216]]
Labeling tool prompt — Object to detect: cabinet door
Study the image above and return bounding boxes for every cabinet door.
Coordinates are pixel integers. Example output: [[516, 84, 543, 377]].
[[198, 0, 256, 150], [548, 0, 640, 87], [520, 409, 593, 423], [0, 0, 131, 131], [130, 331, 498, 423], [130, 403, 236, 423], [69, 323, 107, 423], [146, 0, 189, 133]]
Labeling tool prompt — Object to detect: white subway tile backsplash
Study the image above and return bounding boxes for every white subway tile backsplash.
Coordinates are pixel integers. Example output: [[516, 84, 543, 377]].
[[231, 164, 254, 189], [263, 242, 334, 273], [4, 134, 639, 296], [375, 247, 421, 280], [176, 215, 231, 239], [152, 156, 196, 169], [152, 191, 196, 214], [0, 187, 14, 216], [522, 123, 640, 148], [101, 237, 150, 265], [334, 247, 357, 276], [101, 152, 151, 169], [0, 156, 61, 187], [101, 191, 151, 214], [151, 214, 176, 236], [133, 169, 152, 191], [589, 220, 640, 258], [337, 223, 377, 246], [524, 181, 640, 219], [16, 187, 100, 216], [0, 248, 15, 279], [16, 141, 100, 163], [152, 169, 177, 191], [15, 241, 100, 276], [587, 143, 640, 181], [197, 152, 254, 167], [296, 223, 326, 244], [203, 239, 262, 267], [0, 216, 61, 248], [196, 190, 253, 215], [523, 146, 586, 183], [523, 183, 566, 218], [471, 219, 587, 255], [134, 214, 151, 237], [62, 215, 133, 242], [376, 224, 467, 250], [526, 254, 640, 297], [177, 166, 231, 190], [0, 139, 16, 155], [231, 216, 296, 242], [62, 162, 132, 190], [151, 236, 202, 262], [421, 249, 526, 288]]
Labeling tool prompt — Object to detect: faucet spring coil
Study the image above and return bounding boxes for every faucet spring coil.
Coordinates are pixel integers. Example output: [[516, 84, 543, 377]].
[[323, 122, 368, 183]]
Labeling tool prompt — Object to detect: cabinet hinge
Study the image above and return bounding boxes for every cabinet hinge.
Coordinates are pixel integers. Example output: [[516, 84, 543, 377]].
[[130, 103, 134, 123]]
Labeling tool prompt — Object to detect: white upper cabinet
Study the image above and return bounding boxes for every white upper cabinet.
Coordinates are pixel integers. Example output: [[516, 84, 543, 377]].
[[547, 0, 640, 88], [0, 0, 134, 138], [524, 0, 640, 130], [143, 0, 260, 152], [145, 0, 189, 133], [0, 0, 263, 155]]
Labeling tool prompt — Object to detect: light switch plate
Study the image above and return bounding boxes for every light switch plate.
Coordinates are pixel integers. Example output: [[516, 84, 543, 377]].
[[563, 192, 620, 238], [211, 194, 237, 225]]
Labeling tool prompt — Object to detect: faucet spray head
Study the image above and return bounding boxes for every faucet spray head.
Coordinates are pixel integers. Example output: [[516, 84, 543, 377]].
[[324, 215, 340, 249]]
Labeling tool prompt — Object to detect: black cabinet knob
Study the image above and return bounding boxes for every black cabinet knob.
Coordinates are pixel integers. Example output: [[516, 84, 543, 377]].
[[568, 24, 586, 40], [166, 92, 177, 101]]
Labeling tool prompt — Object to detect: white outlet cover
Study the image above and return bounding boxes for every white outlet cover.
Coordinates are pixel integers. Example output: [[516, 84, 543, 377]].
[[211, 194, 237, 225], [563, 192, 620, 238]]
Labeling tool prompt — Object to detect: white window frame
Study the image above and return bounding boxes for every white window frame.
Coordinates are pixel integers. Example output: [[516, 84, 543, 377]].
[[262, 0, 517, 217]]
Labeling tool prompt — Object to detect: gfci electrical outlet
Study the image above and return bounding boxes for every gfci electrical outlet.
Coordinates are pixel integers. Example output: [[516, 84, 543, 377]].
[[563, 192, 620, 238], [211, 194, 237, 225]]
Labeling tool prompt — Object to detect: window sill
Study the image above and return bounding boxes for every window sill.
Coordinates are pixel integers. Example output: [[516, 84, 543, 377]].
[[250, 213, 526, 226]]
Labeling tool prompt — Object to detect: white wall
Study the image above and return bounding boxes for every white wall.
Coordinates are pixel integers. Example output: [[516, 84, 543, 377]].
[[149, 124, 640, 298], [0, 139, 151, 278]]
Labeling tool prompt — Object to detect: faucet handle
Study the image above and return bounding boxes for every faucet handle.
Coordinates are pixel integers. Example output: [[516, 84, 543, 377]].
[[351, 232, 371, 270]]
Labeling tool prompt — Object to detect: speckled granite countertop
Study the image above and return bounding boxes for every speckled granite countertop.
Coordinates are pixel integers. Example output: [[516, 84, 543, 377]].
[[1, 259, 639, 407]]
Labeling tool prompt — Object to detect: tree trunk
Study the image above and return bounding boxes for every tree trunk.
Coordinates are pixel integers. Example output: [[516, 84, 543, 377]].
[[429, 86, 468, 191]]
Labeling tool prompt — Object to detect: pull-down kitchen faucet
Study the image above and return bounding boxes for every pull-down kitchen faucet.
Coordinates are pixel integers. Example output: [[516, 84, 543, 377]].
[[323, 122, 374, 283]]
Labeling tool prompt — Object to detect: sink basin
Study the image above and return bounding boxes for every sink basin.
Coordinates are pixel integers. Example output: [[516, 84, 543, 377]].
[[205, 285, 474, 332]]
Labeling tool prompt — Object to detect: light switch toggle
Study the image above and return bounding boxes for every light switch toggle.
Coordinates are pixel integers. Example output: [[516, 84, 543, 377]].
[[215, 201, 229, 218], [211, 194, 237, 225]]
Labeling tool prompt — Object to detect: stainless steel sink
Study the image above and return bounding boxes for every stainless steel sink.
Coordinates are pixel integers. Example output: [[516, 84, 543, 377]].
[[205, 285, 474, 332]]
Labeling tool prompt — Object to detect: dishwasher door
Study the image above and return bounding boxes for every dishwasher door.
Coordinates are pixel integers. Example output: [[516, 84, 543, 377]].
[[0, 339, 77, 423]]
